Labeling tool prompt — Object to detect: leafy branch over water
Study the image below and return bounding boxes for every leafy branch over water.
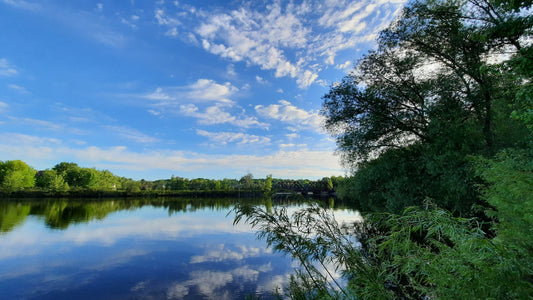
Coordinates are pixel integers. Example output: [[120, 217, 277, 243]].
[[233, 197, 533, 299], [233, 202, 362, 299]]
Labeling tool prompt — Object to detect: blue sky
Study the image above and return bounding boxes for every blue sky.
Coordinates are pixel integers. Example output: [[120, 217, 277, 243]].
[[0, 0, 405, 180]]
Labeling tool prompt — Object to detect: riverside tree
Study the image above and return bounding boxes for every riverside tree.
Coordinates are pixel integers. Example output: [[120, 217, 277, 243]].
[[236, 0, 533, 298], [0, 160, 36, 191], [322, 0, 532, 213]]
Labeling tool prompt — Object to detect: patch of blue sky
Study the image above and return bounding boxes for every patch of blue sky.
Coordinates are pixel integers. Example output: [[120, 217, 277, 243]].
[[0, 0, 406, 180]]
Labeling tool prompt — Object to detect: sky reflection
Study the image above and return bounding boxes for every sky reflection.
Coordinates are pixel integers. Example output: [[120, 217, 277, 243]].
[[0, 201, 294, 299], [0, 199, 362, 299]]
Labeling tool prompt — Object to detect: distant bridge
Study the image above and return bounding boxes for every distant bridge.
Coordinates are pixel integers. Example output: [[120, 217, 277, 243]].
[[273, 180, 334, 195]]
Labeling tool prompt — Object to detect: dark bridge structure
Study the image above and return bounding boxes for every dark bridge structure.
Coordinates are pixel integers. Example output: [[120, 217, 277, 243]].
[[273, 180, 335, 196]]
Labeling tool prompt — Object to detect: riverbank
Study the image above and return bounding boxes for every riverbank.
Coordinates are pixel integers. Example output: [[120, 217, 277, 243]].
[[0, 189, 267, 199]]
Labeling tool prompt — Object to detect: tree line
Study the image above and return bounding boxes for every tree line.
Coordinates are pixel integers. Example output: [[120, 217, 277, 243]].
[[0, 160, 342, 195], [235, 0, 533, 298]]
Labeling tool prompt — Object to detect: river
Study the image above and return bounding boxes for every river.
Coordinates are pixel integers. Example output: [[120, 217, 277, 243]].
[[0, 197, 359, 299]]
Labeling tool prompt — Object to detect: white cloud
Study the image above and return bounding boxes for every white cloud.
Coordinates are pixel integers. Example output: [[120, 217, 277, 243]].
[[280, 143, 307, 149], [180, 104, 269, 128], [187, 79, 238, 103], [0, 133, 60, 145], [165, 27, 178, 37], [96, 3, 103, 12], [154, 0, 406, 88], [121, 16, 138, 29], [0, 58, 19, 76], [226, 64, 237, 77], [0, 101, 8, 111], [104, 126, 159, 144], [155, 8, 180, 26], [190, 2, 316, 87], [168, 243, 281, 299], [0, 133, 343, 179], [7, 2, 129, 48], [190, 244, 266, 264], [92, 30, 128, 48], [155, 8, 182, 37], [143, 79, 238, 106], [147, 109, 161, 116], [255, 100, 325, 132], [335, 60, 352, 70], [2, 0, 40, 11], [196, 129, 270, 145], [286, 133, 299, 140], [255, 76, 267, 84], [8, 84, 30, 94], [20, 118, 64, 131]]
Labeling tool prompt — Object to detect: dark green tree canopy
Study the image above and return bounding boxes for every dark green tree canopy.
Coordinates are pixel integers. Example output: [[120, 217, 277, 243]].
[[322, 0, 532, 169]]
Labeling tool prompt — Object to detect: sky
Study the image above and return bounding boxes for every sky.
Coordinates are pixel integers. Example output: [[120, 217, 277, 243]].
[[0, 0, 406, 180]]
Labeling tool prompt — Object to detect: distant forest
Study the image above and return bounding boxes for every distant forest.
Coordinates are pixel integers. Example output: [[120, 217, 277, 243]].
[[0, 160, 342, 196]]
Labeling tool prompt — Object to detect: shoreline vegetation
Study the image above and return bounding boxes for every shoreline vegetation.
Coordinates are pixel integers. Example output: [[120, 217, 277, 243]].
[[0, 196, 352, 234], [236, 0, 533, 298], [0, 189, 268, 199], [0, 160, 341, 199]]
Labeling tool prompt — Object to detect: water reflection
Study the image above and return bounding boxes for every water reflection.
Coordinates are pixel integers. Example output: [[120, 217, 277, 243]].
[[0, 198, 243, 233], [0, 197, 359, 299]]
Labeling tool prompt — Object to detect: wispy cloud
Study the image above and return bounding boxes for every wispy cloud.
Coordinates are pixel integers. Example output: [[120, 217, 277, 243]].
[[192, 2, 313, 88], [226, 64, 237, 77], [0, 101, 8, 112], [2, 0, 40, 11], [255, 100, 324, 132], [280, 143, 307, 149], [180, 104, 268, 129], [17, 117, 64, 131], [4, 1, 129, 48], [143, 79, 238, 106], [196, 129, 270, 145], [141, 79, 268, 129], [8, 84, 30, 94], [120, 15, 140, 29], [286, 133, 299, 140], [155, 7, 182, 37], [335, 60, 352, 70], [154, 0, 406, 88], [0, 133, 342, 179], [255, 76, 268, 84], [0, 58, 19, 76], [104, 125, 159, 144]]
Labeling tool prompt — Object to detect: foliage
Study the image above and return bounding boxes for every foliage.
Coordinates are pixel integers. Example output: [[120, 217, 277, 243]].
[[322, 0, 532, 214], [472, 149, 533, 275], [229, 0, 533, 298], [0, 160, 36, 191], [0, 160, 340, 197], [234, 202, 363, 299], [234, 199, 533, 299], [264, 174, 273, 193], [35, 169, 69, 191], [0, 202, 31, 233], [240, 173, 255, 189], [366, 202, 532, 299]]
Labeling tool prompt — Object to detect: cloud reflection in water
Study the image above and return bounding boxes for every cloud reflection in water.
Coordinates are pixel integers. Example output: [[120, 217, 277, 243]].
[[0, 203, 294, 299]]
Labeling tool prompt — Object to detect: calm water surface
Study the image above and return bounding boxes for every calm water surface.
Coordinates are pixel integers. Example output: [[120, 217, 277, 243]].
[[0, 198, 360, 299]]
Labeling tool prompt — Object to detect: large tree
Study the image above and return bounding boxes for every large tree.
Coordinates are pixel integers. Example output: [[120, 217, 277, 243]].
[[322, 0, 532, 212], [323, 0, 531, 165]]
